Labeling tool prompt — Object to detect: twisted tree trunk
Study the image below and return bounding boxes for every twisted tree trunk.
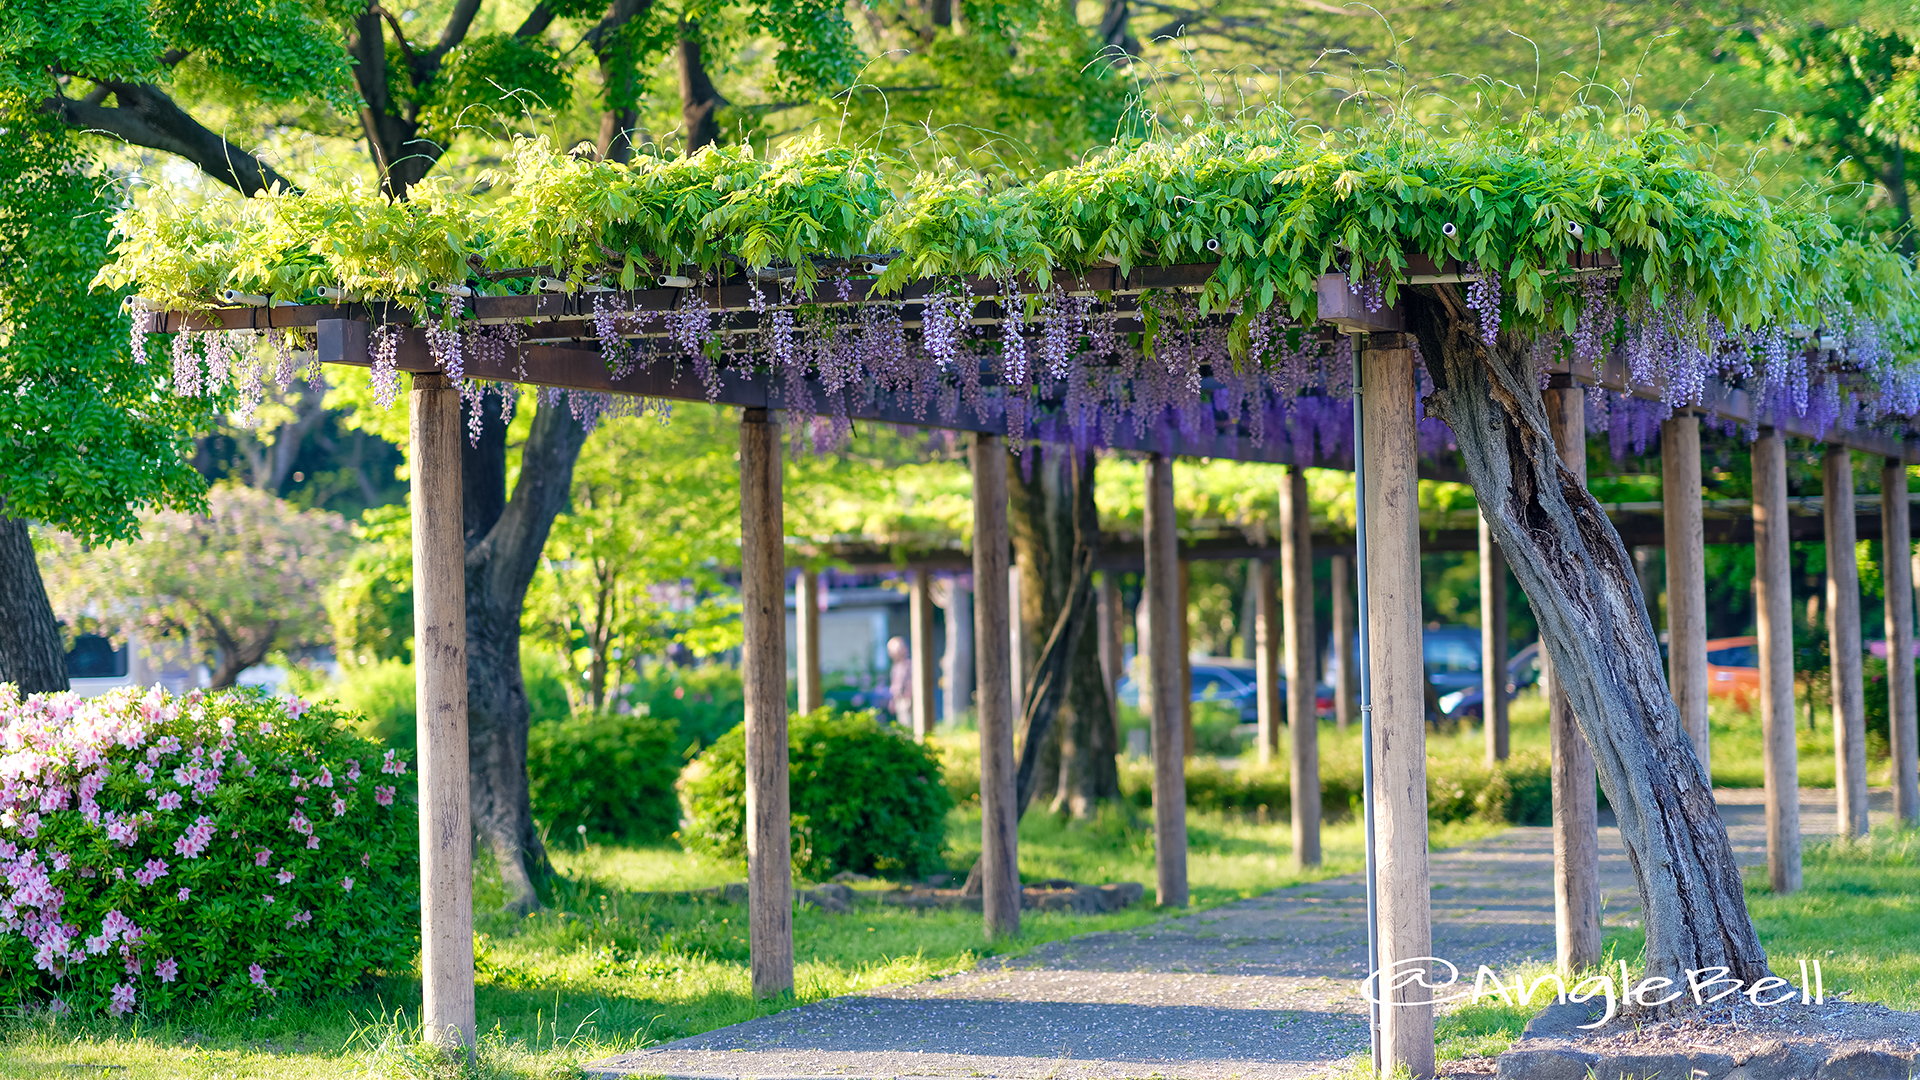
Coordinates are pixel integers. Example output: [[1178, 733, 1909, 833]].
[[463, 393, 590, 913], [0, 515, 68, 694], [1410, 286, 1770, 991]]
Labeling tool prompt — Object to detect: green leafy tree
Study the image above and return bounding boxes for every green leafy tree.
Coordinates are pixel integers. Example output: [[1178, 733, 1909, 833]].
[[0, 104, 212, 692], [40, 480, 350, 687]]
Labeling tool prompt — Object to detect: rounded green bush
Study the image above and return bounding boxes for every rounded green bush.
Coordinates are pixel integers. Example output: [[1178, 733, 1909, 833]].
[[0, 685, 417, 1017], [678, 709, 952, 880], [528, 711, 680, 843]]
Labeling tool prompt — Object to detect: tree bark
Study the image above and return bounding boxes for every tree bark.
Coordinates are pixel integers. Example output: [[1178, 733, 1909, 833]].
[[677, 27, 725, 152], [0, 514, 68, 694], [1412, 286, 1770, 990], [462, 392, 590, 913], [45, 82, 296, 196]]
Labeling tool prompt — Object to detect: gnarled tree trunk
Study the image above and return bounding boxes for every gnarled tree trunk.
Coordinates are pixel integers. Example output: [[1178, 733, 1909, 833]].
[[0, 514, 68, 694], [463, 393, 590, 913], [1411, 286, 1770, 990]]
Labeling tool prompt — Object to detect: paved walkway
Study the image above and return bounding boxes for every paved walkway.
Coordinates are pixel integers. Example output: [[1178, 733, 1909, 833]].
[[590, 788, 1894, 1080]]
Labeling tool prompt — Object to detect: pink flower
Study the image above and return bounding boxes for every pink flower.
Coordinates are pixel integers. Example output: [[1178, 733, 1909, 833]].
[[135, 763, 155, 783], [171, 815, 214, 859], [109, 983, 135, 1016], [361, 853, 371, 868], [124, 953, 142, 977], [317, 766, 333, 788], [306, 835, 320, 850], [249, 962, 267, 986], [156, 956, 178, 982], [346, 760, 362, 782], [133, 858, 169, 886], [283, 696, 308, 719], [342, 876, 354, 892], [331, 796, 346, 817], [380, 750, 407, 776], [288, 811, 312, 837], [261, 894, 274, 905], [175, 887, 190, 901], [155, 791, 182, 811], [254, 848, 272, 866], [284, 909, 313, 929], [375, 786, 395, 807], [275, 869, 293, 885], [257, 721, 274, 736]]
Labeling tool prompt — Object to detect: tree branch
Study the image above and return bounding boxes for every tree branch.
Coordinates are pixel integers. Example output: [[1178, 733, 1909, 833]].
[[432, 0, 488, 62], [46, 84, 297, 196]]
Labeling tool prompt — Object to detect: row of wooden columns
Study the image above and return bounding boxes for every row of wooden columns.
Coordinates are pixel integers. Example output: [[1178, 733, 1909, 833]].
[[405, 360, 1920, 1065]]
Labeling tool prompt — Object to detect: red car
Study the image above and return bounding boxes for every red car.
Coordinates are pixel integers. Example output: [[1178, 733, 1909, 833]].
[[1704, 637, 1760, 709]]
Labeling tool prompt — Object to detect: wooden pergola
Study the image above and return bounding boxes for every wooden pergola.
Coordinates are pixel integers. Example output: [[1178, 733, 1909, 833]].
[[145, 260, 1920, 1075]]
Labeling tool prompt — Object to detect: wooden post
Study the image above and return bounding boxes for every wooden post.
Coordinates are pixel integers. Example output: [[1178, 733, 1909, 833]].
[[1179, 560, 1193, 757], [411, 371, 474, 1050], [1885, 459, 1920, 825], [1282, 465, 1321, 866], [1332, 552, 1356, 731], [740, 408, 793, 998], [1753, 429, 1802, 894], [795, 568, 823, 714], [972, 436, 1020, 938], [910, 567, 937, 738], [1008, 565, 1024, 719], [1479, 515, 1509, 765], [1145, 454, 1189, 907], [1253, 557, 1281, 767], [942, 578, 973, 726], [1825, 446, 1870, 837], [1361, 334, 1432, 1077], [1663, 413, 1710, 778], [1097, 572, 1124, 746], [1545, 383, 1602, 974]]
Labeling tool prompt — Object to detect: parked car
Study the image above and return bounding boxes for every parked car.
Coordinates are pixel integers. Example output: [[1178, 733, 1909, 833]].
[[1116, 657, 1332, 724], [1422, 625, 1486, 697], [1438, 641, 1543, 719], [1705, 636, 1760, 710]]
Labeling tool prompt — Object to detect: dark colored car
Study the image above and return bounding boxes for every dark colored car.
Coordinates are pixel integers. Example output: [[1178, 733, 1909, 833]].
[[1438, 641, 1544, 719], [1116, 658, 1333, 724]]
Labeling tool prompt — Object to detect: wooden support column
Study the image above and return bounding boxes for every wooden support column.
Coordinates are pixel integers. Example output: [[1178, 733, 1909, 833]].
[[1545, 383, 1602, 974], [1753, 429, 1802, 894], [1826, 446, 1870, 837], [740, 408, 793, 998], [1145, 454, 1190, 907], [1008, 565, 1025, 718], [1281, 465, 1321, 866], [1097, 572, 1124, 745], [1361, 334, 1432, 1077], [1253, 557, 1280, 767], [795, 569, 823, 714], [942, 578, 973, 726], [411, 371, 474, 1050], [1663, 413, 1710, 778], [1179, 560, 1193, 757], [1332, 553, 1355, 731], [911, 568, 937, 738], [972, 435, 1020, 938], [1885, 459, 1920, 826], [1479, 515, 1508, 765]]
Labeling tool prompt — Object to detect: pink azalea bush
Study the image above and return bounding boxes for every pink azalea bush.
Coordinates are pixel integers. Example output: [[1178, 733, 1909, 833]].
[[0, 685, 417, 1016]]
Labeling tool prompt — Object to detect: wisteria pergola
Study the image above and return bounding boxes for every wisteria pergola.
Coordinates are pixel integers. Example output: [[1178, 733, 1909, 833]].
[[115, 114, 1920, 1078], [136, 250, 1920, 1075]]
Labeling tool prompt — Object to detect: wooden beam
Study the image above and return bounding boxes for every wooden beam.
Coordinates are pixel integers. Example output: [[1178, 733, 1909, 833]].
[[795, 569, 823, 714], [1663, 414, 1710, 776], [1884, 460, 1920, 825], [1253, 556, 1280, 767], [411, 370, 474, 1050], [1545, 384, 1603, 975], [740, 407, 794, 998], [1331, 553, 1355, 731], [1145, 454, 1189, 907], [1752, 429, 1802, 894], [1282, 465, 1320, 867], [1480, 516, 1508, 765], [1826, 447, 1871, 838], [1361, 334, 1431, 1077], [910, 568, 937, 738], [972, 435, 1020, 939]]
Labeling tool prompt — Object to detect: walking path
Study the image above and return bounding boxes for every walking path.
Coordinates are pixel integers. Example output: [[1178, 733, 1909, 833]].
[[590, 788, 1894, 1080]]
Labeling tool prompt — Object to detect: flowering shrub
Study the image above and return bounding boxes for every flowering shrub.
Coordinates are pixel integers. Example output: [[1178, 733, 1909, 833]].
[[0, 685, 417, 1016]]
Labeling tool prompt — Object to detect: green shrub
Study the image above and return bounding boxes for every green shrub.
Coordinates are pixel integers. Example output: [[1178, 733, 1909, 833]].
[[0, 686, 417, 1016], [679, 709, 952, 879], [638, 665, 746, 755], [528, 712, 681, 843], [329, 658, 416, 752]]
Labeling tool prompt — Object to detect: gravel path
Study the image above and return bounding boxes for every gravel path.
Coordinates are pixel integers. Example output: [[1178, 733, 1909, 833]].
[[590, 787, 1893, 1080]]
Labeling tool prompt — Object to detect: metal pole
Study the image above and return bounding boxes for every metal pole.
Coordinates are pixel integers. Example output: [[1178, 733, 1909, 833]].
[[1351, 335, 1381, 1076]]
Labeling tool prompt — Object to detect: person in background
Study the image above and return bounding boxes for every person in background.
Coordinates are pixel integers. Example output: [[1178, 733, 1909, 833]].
[[886, 636, 912, 726]]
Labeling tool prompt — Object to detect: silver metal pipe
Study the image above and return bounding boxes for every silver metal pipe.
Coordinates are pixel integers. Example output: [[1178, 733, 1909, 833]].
[[1351, 331, 1381, 1075]]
